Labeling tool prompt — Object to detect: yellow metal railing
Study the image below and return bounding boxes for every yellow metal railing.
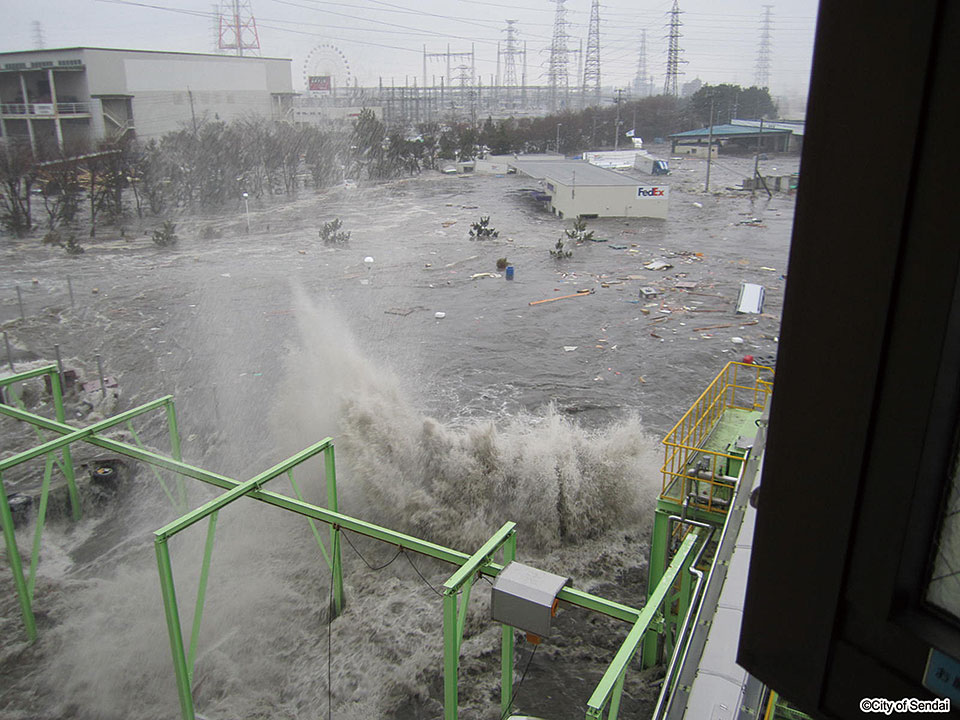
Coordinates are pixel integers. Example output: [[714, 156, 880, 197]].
[[661, 361, 773, 513]]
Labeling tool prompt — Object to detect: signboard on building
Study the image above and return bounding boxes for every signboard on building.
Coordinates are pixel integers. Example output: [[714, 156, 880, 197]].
[[308, 75, 331, 93]]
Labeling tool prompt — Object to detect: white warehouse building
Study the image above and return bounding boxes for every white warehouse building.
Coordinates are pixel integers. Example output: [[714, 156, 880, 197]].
[[509, 156, 669, 220], [0, 47, 295, 154]]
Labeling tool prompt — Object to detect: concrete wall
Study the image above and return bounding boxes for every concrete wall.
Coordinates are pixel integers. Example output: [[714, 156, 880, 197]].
[[674, 143, 718, 157], [546, 178, 669, 219]]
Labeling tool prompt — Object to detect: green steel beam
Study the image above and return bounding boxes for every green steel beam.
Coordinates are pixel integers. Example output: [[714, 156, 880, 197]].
[[187, 511, 218, 685], [154, 438, 334, 541], [443, 522, 517, 720], [500, 531, 517, 718], [586, 532, 699, 716], [444, 592, 458, 720], [0, 364, 58, 386], [444, 522, 516, 592], [27, 453, 55, 601], [0, 396, 172, 472], [156, 538, 196, 720], [324, 446, 344, 616], [287, 469, 333, 570], [1, 402, 644, 623], [50, 368, 81, 520], [0, 469, 37, 642]]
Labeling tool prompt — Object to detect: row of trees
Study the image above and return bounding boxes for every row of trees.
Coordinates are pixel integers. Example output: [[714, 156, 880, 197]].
[[0, 84, 777, 237]]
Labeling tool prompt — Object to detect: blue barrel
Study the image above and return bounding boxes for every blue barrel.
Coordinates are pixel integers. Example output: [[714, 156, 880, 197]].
[[505, 266, 515, 280]]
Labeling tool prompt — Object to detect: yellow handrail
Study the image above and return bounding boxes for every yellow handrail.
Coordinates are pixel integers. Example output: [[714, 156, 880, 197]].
[[660, 362, 773, 513]]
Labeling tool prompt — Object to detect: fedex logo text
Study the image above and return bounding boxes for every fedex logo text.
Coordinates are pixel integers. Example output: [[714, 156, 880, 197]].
[[638, 187, 665, 197]]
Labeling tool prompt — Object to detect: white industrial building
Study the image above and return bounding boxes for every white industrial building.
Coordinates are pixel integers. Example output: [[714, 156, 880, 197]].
[[509, 156, 669, 219], [0, 47, 295, 153]]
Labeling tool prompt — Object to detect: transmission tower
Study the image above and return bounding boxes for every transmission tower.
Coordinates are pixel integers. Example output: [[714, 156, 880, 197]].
[[502, 20, 522, 87], [632, 29, 651, 97], [218, 0, 261, 57], [755, 5, 773, 89], [582, 0, 601, 106], [663, 0, 686, 96], [547, 0, 571, 111], [31, 21, 46, 50]]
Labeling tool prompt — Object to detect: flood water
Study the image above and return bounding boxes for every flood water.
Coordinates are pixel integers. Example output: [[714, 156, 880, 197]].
[[0, 150, 798, 719]]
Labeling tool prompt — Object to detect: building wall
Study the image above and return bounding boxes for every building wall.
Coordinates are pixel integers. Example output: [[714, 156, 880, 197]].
[[0, 48, 294, 149], [674, 143, 718, 157], [546, 177, 669, 219]]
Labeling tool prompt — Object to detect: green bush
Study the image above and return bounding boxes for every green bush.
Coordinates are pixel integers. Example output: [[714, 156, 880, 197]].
[[319, 218, 351, 245], [152, 220, 178, 247]]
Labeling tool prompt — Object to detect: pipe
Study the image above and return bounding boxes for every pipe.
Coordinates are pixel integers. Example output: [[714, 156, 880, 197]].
[[652, 516, 714, 720]]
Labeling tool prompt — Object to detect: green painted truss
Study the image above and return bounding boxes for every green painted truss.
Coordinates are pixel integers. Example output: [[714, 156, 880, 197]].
[[0, 365, 701, 720]]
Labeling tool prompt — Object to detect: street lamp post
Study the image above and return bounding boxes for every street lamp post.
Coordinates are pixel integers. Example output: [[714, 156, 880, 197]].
[[556, 123, 562, 155], [241, 191, 250, 234]]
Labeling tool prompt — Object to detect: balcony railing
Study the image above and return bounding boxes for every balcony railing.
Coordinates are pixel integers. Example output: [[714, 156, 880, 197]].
[[0, 102, 91, 116]]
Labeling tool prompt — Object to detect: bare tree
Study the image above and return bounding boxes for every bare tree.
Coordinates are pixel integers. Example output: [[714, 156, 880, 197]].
[[0, 140, 36, 236]]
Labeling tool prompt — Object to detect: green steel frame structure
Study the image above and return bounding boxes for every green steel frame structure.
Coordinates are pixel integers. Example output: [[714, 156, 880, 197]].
[[642, 361, 774, 669], [1, 364, 703, 719]]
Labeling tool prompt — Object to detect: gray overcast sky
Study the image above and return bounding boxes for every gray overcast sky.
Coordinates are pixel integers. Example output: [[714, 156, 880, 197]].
[[3, 0, 820, 97]]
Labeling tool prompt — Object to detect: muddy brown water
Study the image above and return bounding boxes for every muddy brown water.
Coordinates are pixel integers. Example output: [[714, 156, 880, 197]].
[[0, 151, 797, 719]]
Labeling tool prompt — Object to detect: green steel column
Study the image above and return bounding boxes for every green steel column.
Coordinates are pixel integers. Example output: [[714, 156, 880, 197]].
[[0, 470, 37, 642], [27, 453, 55, 600], [155, 538, 196, 720], [324, 446, 344, 616], [443, 590, 459, 720], [608, 671, 626, 720], [642, 508, 670, 668], [456, 579, 473, 653], [501, 532, 517, 718], [287, 469, 332, 569], [677, 552, 693, 637], [187, 511, 218, 684], [50, 370, 80, 520], [165, 400, 186, 510]]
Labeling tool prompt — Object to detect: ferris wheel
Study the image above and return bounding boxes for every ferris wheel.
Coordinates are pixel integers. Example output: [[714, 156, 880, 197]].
[[302, 43, 353, 96]]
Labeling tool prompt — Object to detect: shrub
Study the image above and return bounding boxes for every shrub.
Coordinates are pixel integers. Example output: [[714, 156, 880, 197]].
[[319, 218, 351, 245], [469, 216, 499, 239], [152, 220, 178, 247], [564, 217, 594, 243], [42, 229, 84, 255], [550, 236, 573, 259]]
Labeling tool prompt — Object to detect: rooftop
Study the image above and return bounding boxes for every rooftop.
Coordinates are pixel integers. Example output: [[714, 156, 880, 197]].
[[0, 47, 292, 62], [508, 157, 640, 187], [669, 124, 792, 140]]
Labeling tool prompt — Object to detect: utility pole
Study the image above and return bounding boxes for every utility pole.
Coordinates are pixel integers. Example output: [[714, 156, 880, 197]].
[[556, 123, 562, 154], [704, 97, 714, 193], [188, 88, 198, 135], [614, 88, 624, 150]]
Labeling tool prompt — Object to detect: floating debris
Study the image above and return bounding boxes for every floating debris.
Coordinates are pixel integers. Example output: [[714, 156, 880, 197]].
[[529, 289, 594, 306], [644, 260, 673, 271], [736, 283, 765, 314]]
